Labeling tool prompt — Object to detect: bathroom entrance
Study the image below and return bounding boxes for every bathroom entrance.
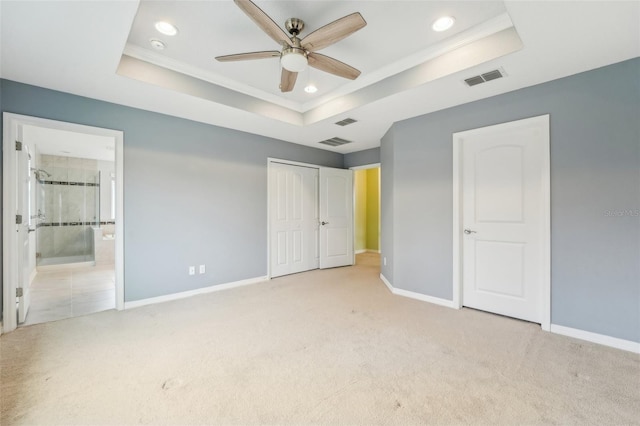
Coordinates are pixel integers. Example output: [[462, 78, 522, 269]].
[[3, 113, 124, 332]]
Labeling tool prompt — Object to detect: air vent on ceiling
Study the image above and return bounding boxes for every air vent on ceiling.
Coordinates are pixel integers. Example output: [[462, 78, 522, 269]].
[[464, 68, 506, 87], [319, 137, 353, 147], [335, 118, 358, 126]]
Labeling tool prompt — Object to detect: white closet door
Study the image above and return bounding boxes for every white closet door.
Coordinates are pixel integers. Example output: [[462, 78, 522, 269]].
[[269, 163, 319, 278]]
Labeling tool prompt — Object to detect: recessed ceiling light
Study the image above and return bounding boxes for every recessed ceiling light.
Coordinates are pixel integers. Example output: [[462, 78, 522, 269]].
[[304, 84, 318, 94], [432, 16, 455, 32], [149, 39, 166, 50], [155, 21, 178, 36]]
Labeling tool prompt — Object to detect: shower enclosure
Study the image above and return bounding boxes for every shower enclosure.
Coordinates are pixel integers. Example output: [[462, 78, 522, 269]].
[[35, 155, 100, 266]]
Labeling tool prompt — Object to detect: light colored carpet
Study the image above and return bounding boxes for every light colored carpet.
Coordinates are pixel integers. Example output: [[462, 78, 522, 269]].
[[1, 253, 639, 425]]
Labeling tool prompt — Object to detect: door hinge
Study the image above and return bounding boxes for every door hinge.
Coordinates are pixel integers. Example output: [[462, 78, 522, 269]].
[[15, 141, 23, 151], [16, 287, 24, 298], [16, 214, 23, 225]]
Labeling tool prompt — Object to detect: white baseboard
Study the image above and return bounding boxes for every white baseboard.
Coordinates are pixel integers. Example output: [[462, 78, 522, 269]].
[[367, 249, 381, 253], [550, 324, 640, 354], [379, 273, 394, 292], [124, 275, 268, 310], [355, 249, 367, 254], [379, 273, 456, 309]]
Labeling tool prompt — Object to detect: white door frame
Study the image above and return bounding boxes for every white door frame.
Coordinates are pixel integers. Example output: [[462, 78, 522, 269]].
[[2, 113, 125, 333], [452, 115, 551, 331]]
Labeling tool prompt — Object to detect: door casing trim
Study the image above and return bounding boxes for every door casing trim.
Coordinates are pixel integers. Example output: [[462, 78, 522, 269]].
[[452, 114, 551, 331], [2, 113, 125, 333]]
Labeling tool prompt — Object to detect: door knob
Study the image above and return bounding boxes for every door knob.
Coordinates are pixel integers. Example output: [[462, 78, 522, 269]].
[[321, 221, 329, 225], [463, 229, 477, 234]]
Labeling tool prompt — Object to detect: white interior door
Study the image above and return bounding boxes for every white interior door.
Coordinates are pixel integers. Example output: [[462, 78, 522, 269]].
[[319, 167, 354, 269], [17, 140, 33, 323], [269, 163, 319, 278], [460, 116, 549, 323]]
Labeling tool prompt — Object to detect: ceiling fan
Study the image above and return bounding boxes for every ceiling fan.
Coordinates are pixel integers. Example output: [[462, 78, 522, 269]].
[[215, 0, 367, 92]]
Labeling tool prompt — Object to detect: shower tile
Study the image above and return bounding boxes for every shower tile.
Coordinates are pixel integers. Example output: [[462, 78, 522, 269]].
[[86, 191, 97, 222], [65, 186, 83, 222], [40, 155, 54, 168], [53, 155, 68, 169], [43, 189, 54, 220], [57, 227, 81, 257], [67, 167, 83, 183], [38, 227, 54, 259], [52, 185, 65, 223], [50, 166, 67, 182], [52, 227, 66, 257], [67, 157, 83, 169], [61, 227, 82, 256], [82, 158, 97, 171]]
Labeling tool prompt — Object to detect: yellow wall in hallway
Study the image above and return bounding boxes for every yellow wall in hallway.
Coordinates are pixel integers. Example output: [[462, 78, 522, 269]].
[[366, 168, 380, 251], [354, 167, 380, 252], [354, 170, 367, 251]]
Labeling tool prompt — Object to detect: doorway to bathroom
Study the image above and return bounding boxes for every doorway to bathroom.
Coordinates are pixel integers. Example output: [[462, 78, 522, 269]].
[[2, 113, 124, 332]]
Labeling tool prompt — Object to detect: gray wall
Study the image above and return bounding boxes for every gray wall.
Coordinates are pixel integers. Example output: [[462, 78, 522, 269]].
[[1, 80, 343, 304], [344, 147, 380, 168], [379, 130, 394, 282], [381, 58, 640, 342]]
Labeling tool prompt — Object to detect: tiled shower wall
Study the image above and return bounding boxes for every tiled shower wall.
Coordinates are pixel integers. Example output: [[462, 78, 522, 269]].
[[37, 155, 100, 262]]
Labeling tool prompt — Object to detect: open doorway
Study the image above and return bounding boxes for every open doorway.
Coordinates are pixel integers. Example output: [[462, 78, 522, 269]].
[[351, 164, 380, 266], [3, 113, 124, 332]]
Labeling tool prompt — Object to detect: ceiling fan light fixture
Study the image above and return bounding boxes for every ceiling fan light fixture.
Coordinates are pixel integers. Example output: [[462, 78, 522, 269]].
[[432, 16, 455, 32], [281, 47, 308, 72], [155, 21, 178, 36]]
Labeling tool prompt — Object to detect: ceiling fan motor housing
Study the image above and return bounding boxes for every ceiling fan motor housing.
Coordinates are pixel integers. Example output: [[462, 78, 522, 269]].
[[285, 18, 305, 36]]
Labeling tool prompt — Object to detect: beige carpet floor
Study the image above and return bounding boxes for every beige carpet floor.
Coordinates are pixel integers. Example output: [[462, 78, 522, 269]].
[[1, 253, 639, 425]]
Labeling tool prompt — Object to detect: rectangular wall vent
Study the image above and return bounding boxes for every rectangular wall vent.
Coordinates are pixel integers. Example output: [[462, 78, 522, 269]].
[[464, 68, 505, 87], [464, 76, 485, 87], [335, 118, 358, 126], [319, 137, 353, 147]]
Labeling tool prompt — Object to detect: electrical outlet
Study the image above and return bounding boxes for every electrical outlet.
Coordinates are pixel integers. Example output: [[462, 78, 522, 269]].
[[199, 265, 206, 274], [188, 266, 195, 275], [383, 257, 387, 266]]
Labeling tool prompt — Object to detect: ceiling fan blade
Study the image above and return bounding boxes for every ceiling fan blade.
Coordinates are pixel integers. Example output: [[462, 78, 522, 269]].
[[301, 12, 366, 52], [308, 53, 361, 80], [216, 51, 281, 62], [234, 0, 293, 47], [280, 68, 297, 92]]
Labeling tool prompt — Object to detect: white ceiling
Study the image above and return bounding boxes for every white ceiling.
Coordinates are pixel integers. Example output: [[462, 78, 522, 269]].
[[1, 1, 638, 154]]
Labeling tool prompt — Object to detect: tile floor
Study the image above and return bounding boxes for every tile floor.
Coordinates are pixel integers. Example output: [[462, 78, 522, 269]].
[[23, 264, 115, 326]]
